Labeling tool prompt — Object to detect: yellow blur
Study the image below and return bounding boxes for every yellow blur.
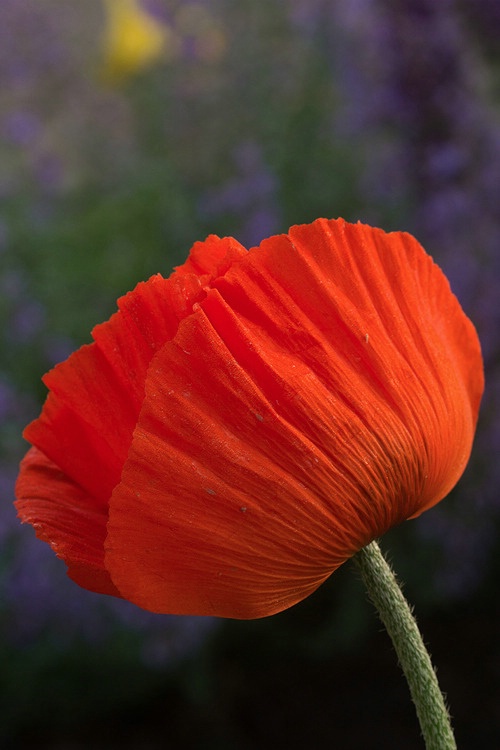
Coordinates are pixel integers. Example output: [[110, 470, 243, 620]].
[[101, 0, 170, 83]]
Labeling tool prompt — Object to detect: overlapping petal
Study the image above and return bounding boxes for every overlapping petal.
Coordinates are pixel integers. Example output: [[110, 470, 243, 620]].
[[15, 218, 483, 617], [15, 236, 248, 593], [105, 220, 483, 617]]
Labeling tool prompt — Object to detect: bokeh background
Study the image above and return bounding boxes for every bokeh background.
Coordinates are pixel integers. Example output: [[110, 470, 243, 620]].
[[1, 0, 499, 747]]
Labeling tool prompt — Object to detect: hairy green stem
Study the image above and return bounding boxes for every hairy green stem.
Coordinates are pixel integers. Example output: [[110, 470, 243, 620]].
[[352, 541, 456, 750]]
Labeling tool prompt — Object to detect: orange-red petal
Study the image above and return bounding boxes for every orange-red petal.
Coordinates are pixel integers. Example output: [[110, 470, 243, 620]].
[[104, 219, 483, 618], [16, 447, 120, 595], [15, 238, 247, 590]]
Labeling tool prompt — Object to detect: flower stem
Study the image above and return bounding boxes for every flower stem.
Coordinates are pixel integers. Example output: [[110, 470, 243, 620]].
[[352, 540, 456, 750]]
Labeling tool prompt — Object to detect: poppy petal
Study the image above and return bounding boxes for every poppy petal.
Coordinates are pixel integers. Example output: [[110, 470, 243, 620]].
[[16, 252, 248, 586], [106, 306, 351, 618], [175, 234, 247, 278], [216, 219, 483, 511], [16, 447, 120, 596], [105, 219, 482, 618], [23, 274, 192, 501]]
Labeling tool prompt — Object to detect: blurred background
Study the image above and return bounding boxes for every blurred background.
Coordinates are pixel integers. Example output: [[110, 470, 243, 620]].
[[1, 0, 499, 747]]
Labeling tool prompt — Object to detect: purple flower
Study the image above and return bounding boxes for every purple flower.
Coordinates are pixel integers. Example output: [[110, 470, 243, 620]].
[[2, 111, 40, 146]]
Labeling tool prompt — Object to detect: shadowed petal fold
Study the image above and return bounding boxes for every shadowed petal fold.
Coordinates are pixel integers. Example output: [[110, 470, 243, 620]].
[[16, 447, 120, 596]]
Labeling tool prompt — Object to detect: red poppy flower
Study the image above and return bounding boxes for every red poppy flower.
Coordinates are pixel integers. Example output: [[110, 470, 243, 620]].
[[15, 218, 483, 618]]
